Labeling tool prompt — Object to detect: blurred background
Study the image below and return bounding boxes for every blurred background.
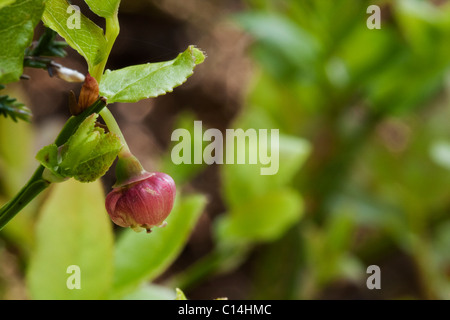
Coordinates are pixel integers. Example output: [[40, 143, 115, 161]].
[[2, 0, 450, 300]]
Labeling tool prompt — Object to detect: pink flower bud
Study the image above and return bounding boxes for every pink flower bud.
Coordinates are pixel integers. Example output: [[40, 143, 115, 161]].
[[105, 172, 176, 233]]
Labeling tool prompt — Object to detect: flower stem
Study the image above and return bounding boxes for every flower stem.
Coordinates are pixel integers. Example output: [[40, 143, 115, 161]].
[[99, 107, 130, 155]]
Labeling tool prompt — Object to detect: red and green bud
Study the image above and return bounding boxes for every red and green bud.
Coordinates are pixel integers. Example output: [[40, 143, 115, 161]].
[[105, 153, 176, 233]]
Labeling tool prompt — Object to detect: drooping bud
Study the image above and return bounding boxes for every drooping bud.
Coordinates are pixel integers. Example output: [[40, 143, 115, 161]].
[[105, 172, 176, 233], [105, 152, 176, 233]]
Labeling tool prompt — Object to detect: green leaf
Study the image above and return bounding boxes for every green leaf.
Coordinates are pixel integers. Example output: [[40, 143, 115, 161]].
[[394, 0, 449, 56], [0, 0, 15, 10], [223, 132, 310, 207], [84, 0, 120, 18], [42, 0, 108, 69], [111, 194, 207, 298], [0, 109, 36, 254], [234, 12, 319, 80], [36, 114, 123, 182], [72, 132, 122, 182], [99, 46, 206, 103], [27, 179, 114, 299], [0, 95, 33, 183], [35, 144, 63, 178], [60, 114, 123, 182], [0, 0, 46, 83], [215, 189, 303, 244], [175, 288, 187, 300]]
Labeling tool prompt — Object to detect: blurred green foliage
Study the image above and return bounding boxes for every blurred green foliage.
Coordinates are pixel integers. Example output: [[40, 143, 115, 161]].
[[232, 0, 450, 299], [2, 0, 450, 300], [167, 0, 450, 300]]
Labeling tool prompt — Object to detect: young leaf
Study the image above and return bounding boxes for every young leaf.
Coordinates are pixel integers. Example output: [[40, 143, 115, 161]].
[[42, 0, 108, 69], [99, 46, 206, 103], [111, 194, 207, 298], [0, 0, 46, 83], [84, 0, 120, 18], [36, 114, 123, 182], [35, 144, 63, 178], [27, 179, 114, 299], [71, 132, 122, 182]]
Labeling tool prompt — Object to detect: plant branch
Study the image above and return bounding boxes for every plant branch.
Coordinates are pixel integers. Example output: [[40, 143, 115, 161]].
[[0, 98, 108, 230], [90, 13, 120, 82], [99, 107, 130, 155], [87, 12, 130, 154]]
